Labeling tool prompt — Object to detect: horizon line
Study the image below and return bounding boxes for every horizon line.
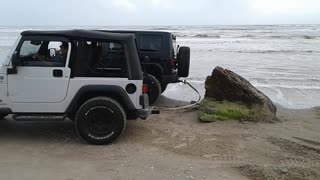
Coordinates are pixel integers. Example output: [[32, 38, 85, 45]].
[[0, 23, 319, 27]]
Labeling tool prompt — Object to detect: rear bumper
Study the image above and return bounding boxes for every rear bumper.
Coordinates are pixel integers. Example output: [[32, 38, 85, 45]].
[[138, 94, 150, 119], [139, 94, 149, 109], [135, 94, 160, 119], [136, 109, 150, 120], [127, 94, 160, 120], [161, 74, 179, 84]]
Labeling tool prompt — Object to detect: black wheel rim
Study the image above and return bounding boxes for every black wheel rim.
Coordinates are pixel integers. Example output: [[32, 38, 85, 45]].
[[85, 106, 115, 135]]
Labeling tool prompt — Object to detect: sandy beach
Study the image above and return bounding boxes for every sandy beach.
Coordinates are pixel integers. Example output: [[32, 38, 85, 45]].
[[0, 96, 319, 180]]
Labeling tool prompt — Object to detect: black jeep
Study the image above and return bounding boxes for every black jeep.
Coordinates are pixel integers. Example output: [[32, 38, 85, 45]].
[[100, 30, 191, 104]]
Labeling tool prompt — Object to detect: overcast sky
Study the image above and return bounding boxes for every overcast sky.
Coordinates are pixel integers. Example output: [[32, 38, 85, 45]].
[[1, 0, 319, 26]]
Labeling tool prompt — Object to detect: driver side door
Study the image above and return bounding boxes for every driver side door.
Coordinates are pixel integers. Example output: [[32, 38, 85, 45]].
[[7, 36, 71, 103]]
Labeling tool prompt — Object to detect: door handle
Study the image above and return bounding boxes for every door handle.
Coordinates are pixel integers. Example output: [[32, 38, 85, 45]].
[[53, 69, 63, 77]]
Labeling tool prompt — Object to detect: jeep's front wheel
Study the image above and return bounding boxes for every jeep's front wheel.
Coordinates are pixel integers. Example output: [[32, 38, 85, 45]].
[[143, 74, 161, 104], [75, 97, 126, 145]]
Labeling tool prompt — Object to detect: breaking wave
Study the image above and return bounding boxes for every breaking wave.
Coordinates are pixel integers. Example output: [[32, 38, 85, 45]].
[[229, 50, 317, 54], [177, 33, 319, 40], [194, 34, 220, 38], [266, 35, 319, 40]]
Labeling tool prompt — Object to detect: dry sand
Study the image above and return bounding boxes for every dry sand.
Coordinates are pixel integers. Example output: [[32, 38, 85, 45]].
[[0, 96, 319, 180]]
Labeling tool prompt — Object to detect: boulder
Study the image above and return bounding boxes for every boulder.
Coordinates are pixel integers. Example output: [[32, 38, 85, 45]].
[[200, 66, 277, 122]]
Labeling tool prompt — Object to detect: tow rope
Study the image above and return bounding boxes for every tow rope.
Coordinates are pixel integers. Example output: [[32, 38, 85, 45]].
[[153, 80, 202, 111]]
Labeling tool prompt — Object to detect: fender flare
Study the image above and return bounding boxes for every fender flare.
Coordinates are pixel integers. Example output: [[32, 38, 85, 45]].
[[65, 85, 136, 113]]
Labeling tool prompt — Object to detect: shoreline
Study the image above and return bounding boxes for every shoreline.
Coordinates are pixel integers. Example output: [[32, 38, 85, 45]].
[[156, 95, 320, 112]]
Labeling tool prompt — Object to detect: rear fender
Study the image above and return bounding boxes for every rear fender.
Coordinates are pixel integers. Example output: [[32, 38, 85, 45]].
[[65, 85, 136, 114]]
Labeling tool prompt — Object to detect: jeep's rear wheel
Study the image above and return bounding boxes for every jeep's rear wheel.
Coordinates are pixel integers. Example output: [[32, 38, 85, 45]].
[[0, 114, 8, 119], [144, 74, 161, 104], [75, 97, 126, 145], [177, 46, 190, 77]]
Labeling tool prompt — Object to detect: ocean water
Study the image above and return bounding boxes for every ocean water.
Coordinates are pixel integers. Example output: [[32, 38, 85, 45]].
[[0, 25, 319, 109]]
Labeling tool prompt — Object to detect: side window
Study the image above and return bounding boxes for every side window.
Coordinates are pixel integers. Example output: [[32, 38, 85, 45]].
[[18, 40, 69, 67], [73, 40, 127, 78], [139, 35, 162, 51], [98, 42, 126, 72]]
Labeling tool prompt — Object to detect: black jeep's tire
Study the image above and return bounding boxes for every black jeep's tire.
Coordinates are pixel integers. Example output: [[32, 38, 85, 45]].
[[143, 74, 161, 104], [161, 83, 168, 93], [177, 46, 190, 77], [75, 97, 126, 145], [0, 114, 8, 119]]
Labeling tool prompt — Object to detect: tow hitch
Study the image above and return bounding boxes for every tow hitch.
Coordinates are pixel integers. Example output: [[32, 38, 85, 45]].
[[151, 109, 160, 114]]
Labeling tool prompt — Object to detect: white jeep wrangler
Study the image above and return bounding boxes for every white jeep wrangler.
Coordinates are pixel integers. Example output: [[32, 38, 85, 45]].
[[0, 30, 153, 145]]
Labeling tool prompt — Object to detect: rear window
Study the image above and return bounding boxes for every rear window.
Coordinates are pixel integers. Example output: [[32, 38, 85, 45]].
[[139, 35, 162, 52]]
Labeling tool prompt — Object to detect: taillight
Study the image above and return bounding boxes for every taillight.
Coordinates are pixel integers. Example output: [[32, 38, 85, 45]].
[[142, 84, 148, 94], [171, 58, 176, 66]]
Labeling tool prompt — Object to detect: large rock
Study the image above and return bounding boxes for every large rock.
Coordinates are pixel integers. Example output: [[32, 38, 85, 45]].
[[202, 66, 277, 122]]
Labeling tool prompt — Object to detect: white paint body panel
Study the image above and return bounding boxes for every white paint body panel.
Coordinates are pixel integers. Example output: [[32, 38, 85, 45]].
[[8, 67, 71, 103], [0, 36, 143, 113], [7, 78, 142, 113]]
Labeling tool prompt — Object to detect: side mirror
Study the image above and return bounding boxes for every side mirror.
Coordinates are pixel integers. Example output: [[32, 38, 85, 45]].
[[11, 51, 20, 66], [7, 52, 19, 74]]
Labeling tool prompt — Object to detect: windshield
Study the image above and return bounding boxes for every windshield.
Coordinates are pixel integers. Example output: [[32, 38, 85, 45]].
[[1, 35, 21, 66]]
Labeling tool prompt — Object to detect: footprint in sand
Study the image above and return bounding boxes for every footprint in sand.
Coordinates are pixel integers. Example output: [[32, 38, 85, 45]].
[[152, 137, 168, 144], [202, 154, 219, 158], [203, 137, 217, 142], [171, 131, 179, 138], [181, 136, 196, 142], [188, 136, 196, 142], [174, 143, 188, 149], [151, 129, 159, 135]]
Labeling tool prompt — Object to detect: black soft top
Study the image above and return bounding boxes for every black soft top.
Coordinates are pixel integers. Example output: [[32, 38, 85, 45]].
[[99, 30, 172, 36], [21, 30, 135, 41]]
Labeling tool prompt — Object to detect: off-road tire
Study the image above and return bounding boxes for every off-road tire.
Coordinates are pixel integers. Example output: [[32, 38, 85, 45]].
[[0, 114, 8, 120], [161, 83, 168, 94], [144, 74, 161, 104], [75, 97, 126, 145], [177, 46, 190, 77]]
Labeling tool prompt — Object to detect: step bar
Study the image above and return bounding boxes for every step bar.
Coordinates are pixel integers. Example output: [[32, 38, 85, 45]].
[[12, 114, 68, 121]]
